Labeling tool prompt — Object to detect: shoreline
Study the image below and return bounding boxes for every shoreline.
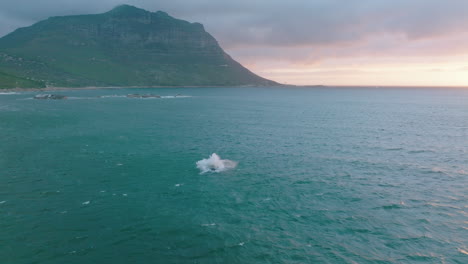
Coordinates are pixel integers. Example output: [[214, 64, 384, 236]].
[[0, 84, 293, 92], [3, 85, 468, 92]]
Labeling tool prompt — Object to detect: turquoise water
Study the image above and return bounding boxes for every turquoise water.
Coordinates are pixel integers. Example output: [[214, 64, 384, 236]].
[[1, 87, 467, 263]]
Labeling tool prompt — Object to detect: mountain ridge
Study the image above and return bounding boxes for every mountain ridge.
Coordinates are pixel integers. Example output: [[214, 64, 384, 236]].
[[0, 5, 278, 88]]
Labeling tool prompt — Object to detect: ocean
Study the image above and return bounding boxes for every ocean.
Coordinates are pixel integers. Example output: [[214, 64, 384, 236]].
[[1, 87, 467, 263]]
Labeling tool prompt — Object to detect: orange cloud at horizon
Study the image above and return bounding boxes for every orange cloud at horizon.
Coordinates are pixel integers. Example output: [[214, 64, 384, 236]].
[[255, 57, 468, 87], [228, 32, 468, 87]]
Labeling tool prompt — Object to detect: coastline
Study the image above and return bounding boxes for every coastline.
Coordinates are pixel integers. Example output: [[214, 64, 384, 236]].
[[0, 84, 293, 92]]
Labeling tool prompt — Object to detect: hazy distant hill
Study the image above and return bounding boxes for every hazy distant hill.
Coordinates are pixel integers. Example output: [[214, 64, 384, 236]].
[[0, 5, 277, 88]]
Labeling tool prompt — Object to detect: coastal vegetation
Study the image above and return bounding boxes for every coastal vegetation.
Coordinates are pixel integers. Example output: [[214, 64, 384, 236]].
[[0, 5, 276, 89]]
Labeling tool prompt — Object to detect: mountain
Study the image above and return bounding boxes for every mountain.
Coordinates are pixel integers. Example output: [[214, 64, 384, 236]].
[[0, 5, 278, 89]]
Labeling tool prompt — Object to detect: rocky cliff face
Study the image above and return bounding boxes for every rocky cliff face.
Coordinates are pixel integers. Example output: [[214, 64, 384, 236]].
[[0, 5, 278, 88]]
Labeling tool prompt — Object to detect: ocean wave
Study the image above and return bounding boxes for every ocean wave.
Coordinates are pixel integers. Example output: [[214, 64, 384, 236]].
[[125, 95, 192, 99], [99, 95, 127, 98], [201, 223, 216, 226], [196, 153, 237, 174], [404, 253, 441, 262], [0, 92, 19, 95], [66, 97, 98, 100], [160, 95, 192, 99], [374, 202, 405, 210], [99, 94, 191, 99], [385, 147, 403, 151], [425, 202, 461, 210], [22, 94, 192, 100], [408, 149, 436, 154]]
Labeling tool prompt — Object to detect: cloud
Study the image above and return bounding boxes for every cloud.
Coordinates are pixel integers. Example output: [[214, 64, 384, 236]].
[[1, 0, 468, 85], [2, 1, 468, 46], [3, 0, 468, 61]]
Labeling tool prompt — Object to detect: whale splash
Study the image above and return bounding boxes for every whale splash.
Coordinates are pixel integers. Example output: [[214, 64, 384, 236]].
[[196, 153, 237, 174]]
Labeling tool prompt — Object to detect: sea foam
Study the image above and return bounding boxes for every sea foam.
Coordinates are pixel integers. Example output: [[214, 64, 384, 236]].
[[196, 153, 237, 174]]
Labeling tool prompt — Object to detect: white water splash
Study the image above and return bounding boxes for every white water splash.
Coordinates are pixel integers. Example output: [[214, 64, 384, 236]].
[[196, 153, 237, 174], [201, 223, 216, 226], [160, 95, 192, 99], [100, 95, 126, 98]]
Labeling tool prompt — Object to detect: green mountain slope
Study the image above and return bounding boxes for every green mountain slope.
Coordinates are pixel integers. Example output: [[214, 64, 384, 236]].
[[0, 5, 278, 88], [0, 71, 45, 89]]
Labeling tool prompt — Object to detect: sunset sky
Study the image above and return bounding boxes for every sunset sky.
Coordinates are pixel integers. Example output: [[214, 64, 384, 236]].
[[1, 0, 468, 86]]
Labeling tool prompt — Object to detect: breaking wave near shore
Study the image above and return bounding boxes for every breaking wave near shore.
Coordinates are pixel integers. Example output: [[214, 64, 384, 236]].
[[196, 153, 237, 174]]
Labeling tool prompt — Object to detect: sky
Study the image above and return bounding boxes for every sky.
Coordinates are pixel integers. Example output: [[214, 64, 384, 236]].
[[1, 0, 468, 86]]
